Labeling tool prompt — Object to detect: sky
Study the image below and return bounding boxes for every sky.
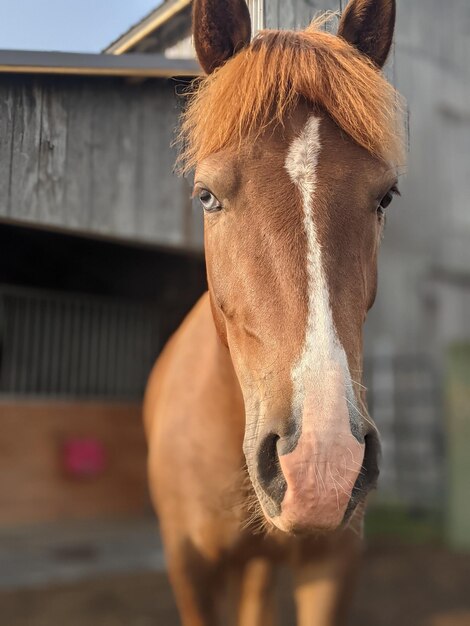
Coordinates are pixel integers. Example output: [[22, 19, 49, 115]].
[[0, 0, 162, 53]]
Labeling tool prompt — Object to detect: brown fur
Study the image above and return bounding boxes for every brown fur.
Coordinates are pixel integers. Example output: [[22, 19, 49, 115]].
[[338, 0, 396, 67], [193, 0, 251, 74]]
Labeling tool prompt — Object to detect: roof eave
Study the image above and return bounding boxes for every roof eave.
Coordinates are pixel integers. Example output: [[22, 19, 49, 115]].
[[0, 50, 201, 78], [104, 0, 192, 55]]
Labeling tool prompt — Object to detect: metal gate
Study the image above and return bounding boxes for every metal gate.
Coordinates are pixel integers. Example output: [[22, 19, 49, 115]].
[[0, 285, 160, 400], [365, 353, 445, 511]]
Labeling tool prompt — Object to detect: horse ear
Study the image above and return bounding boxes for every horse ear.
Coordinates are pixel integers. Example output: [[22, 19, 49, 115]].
[[337, 0, 396, 68], [193, 0, 252, 74]]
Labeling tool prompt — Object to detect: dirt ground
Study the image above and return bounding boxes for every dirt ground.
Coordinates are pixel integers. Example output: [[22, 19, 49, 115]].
[[2, 540, 470, 626]]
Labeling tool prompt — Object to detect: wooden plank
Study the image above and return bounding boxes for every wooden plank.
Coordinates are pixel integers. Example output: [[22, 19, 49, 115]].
[[445, 343, 470, 551], [88, 81, 119, 235], [85, 79, 142, 238], [311, 0, 342, 11], [36, 79, 68, 225], [88, 80, 135, 237], [279, 0, 296, 29], [62, 78, 94, 229], [0, 402, 147, 525], [0, 79, 15, 218], [296, 0, 341, 30], [263, 0, 279, 29], [9, 79, 42, 221], [112, 86, 141, 236], [268, 0, 342, 31], [136, 82, 184, 245]]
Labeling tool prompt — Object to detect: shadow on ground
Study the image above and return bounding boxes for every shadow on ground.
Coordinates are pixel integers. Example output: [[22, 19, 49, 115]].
[[1, 540, 470, 626]]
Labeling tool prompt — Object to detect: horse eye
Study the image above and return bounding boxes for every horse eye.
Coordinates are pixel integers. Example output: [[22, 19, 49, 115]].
[[377, 185, 399, 217], [198, 189, 221, 213]]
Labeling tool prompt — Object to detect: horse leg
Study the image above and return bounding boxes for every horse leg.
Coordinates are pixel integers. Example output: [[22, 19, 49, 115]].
[[165, 548, 276, 626], [292, 531, 361, 626], [236, 558, 277, 626], [164, 539, 223, 626]]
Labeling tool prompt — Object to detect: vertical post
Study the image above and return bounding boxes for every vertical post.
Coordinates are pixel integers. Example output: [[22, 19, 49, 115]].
[[446, 342, 470, 550], [248, 0, 264, 33], [370, 338, 399, 504]]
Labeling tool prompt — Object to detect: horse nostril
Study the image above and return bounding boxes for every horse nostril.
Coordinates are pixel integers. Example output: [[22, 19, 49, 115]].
[[345, 430, 381, 521], [362, 430, 380, 489], [256, 432, 286, 508]]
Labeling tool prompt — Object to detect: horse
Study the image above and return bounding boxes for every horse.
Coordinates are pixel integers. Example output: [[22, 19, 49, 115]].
[[144, 0, 405, 623]]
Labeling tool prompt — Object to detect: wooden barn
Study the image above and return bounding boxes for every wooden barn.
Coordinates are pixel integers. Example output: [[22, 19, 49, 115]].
[[0, 50, 207, 528]]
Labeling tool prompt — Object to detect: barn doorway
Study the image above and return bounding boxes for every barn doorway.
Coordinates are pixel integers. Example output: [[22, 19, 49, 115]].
[[0, 222, 206, 583]]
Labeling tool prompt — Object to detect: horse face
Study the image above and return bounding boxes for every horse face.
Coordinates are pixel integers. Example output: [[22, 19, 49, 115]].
[[191, 0, 402, 534], [195, 109, 397, 532]]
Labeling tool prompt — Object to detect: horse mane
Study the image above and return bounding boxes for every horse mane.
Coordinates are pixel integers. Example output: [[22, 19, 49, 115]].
[[178, 15, 405, 172]]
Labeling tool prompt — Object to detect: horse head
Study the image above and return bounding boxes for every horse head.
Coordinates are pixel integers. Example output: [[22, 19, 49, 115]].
[[184, 0, 405, 534]]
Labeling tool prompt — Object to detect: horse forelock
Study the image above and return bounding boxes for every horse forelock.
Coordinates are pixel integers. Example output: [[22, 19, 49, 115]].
[[178, 15, 406, 172]]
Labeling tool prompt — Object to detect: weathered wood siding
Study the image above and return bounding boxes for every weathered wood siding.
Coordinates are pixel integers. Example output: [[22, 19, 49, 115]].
[[264, 0, 342, 30], [0, 75, 203, 250], [364, 0, 470, 360]]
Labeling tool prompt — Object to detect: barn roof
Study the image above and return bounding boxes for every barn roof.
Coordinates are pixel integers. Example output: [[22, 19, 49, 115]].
[[0, 49, 200, 78], [104, 0, 192, 55]]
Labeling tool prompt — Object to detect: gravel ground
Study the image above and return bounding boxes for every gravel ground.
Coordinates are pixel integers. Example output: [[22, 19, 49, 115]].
[[2, 540, 470, 626]]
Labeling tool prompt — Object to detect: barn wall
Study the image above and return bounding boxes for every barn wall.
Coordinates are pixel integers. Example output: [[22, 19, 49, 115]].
[[0, 74, 203, 250], [0, 402, 148, 526], [264, 0, 342, 29], [364, 0, 470, 360]]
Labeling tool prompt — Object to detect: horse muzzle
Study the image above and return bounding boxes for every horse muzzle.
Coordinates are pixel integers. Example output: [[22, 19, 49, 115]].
[[244, 388, 380, 534]]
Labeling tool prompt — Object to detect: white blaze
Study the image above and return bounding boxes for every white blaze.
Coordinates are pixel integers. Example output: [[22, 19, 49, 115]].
[[285, 115, 356, 423]]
